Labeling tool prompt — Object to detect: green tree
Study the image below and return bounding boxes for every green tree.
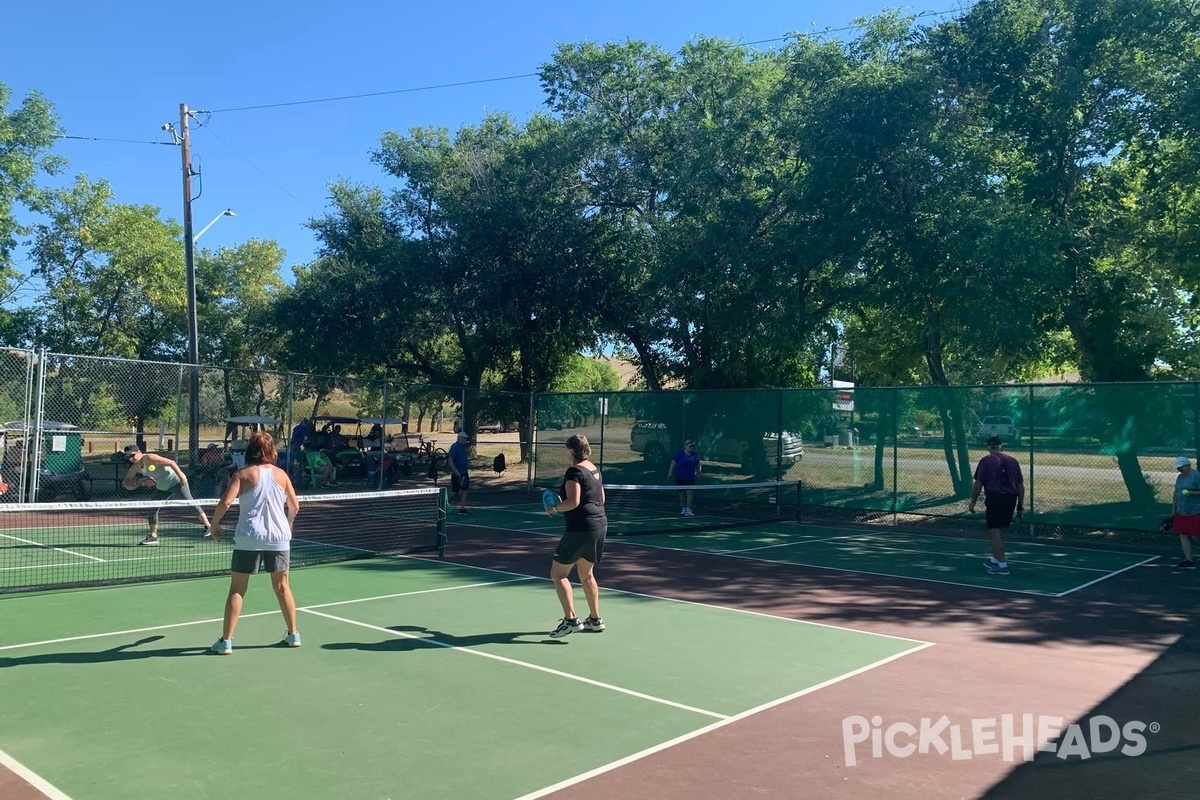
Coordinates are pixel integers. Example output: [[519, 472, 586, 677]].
[[0, 84, 63, 343], [196, 238, 288, 418], [28, 175, 188, 444]]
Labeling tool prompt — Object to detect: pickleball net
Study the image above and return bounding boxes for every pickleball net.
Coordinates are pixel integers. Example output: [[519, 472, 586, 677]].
[[0, 486, 448, 594], [601, 480, 799, 536]]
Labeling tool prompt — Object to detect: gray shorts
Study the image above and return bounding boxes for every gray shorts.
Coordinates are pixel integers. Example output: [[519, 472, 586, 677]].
[[231, 549, 290, 574]]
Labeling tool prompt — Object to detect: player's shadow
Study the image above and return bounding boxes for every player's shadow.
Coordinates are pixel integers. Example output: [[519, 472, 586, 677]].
[[0, 635, 281, 668], [321, 624, 566, 653]]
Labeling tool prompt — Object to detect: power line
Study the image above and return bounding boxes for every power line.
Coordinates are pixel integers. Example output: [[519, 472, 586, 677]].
[[204, 8, 959, 116], [208, 73, 539, 114], [192, 119, 314, 212], [56, 134, 176, 146]]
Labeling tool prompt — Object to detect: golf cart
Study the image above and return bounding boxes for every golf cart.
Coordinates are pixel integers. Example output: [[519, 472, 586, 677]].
[[2, 420, 90, 501], [360, 417, 413, 486], [309, 414, 368, 478], [224, 415, 280, 468]]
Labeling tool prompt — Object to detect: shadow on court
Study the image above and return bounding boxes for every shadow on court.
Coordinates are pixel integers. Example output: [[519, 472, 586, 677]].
[[982, 619, 1200, 799], [321, 625, 564, 653], [0, 635, 288, 668]]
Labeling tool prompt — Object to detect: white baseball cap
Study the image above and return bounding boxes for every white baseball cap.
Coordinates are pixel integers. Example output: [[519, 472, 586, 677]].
[[1175, 456, 1192, 469]]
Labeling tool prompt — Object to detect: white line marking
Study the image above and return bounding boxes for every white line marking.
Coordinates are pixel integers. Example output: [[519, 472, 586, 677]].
[[400, 552, 932, 646], [0, 747, 73, 800], [0, 537, 406, 573], [511, 642, 935, 800], [447, 519, 1061, 597], [1053, 555, 1161, 597], [0, 578, 532, 652], [778, 535, 1118, 573], [802, 520, 1164, 557], [721, 534, 861, 553], [0, 533, 106, 563], [301, 608, 728, 720], [303, 578, 534, 610]]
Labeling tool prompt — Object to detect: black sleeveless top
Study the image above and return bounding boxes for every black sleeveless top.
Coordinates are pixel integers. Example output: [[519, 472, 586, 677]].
[[561, 464, 606, 533]]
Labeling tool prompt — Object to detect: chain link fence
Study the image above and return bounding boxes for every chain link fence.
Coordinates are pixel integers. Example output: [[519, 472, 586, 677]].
[[2, 346, 1195, 549]]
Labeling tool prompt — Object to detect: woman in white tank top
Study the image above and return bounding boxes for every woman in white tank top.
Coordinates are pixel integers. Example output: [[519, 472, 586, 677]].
[[207, 431, 301, 656]]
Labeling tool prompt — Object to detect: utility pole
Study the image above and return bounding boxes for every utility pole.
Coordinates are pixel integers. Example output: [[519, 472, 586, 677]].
[[178, 103, 201, 466]]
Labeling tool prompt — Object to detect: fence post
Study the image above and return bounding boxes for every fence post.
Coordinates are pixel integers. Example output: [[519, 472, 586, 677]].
[[777, 388, 784, 483], [1028, 384, 1036, 538], [599, 395, 608, 476], [173, 365, 185, 464], [18, 349, 34, 501], [29, 348, 47, 503], [379, 380, 388, 490], [892, 387, 899, 526], [527, 390, 535, 491], [1194, 381, 1199, 461]]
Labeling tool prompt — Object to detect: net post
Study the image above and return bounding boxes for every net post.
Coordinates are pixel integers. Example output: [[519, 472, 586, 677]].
[[797, 480, 803, 523], [437, 485, 449, 557]]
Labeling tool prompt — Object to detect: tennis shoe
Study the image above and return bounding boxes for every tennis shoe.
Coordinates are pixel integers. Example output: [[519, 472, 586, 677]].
[[984, 562, 1010, 576], [679, 508, 688, 516], [211, 638, 232, 655], [458, 508, 470, 515], [683, 507, 695, 517], [139, 535, 159, 546], [583, 616, 606, 632], [1175, 560, 1195, 570], [282, 631, 302, 648], [550, 617, 584, 638]]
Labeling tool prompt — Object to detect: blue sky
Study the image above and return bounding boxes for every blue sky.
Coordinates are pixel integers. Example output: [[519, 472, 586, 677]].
[[4, 0, 924, 276]]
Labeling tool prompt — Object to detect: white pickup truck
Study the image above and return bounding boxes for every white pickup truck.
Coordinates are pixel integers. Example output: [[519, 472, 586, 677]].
[[975, 416, 1020, 443], [629, 421, 803, 470]]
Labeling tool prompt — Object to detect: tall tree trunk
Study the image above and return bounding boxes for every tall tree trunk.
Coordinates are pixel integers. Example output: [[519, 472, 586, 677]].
[[924, 329, 973, 496]]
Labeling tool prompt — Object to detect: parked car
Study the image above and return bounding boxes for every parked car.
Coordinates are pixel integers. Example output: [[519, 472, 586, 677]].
[[629, 421, 803, 470], [475, 419, 520, 434], [975, 415, 1020, 443]]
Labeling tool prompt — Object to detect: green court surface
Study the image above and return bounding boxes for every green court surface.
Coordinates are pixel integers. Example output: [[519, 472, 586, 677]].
[[0, 501, 437, 591], [0, 558, 927, 800], [469, 505, 1160, 597]]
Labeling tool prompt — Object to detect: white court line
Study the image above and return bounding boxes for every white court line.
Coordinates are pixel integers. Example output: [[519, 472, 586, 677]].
[[0, 747, 72, 800], [721, 534, 862, 554], [1054, 556, 1161, 597], [400, 550, 931, 646], [302, 608, 728, 720], [512, 641, 935, 800], [0, 578, 532, 652], [448, 518, 1062, 597], [774, 534, 1120, 573], [0, 537, 383, 573], [0, 533, 106, 563]]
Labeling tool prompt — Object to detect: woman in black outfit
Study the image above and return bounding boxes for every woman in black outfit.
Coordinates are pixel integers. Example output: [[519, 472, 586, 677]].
[[544, 434, 607, 638]]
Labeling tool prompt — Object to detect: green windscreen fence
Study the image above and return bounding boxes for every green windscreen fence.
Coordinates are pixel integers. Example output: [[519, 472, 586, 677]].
[[534, 383, 1200, 547]]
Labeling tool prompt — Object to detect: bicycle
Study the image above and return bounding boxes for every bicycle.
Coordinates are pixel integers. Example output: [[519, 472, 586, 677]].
[[412, 435, 448, 473]]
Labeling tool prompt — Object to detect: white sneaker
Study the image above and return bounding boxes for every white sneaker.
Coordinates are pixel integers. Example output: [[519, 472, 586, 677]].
[[680, 508, 688, 516], [683, 507, 695, 517], [211, 638, 232, 655], [282, 631, 301, 648]]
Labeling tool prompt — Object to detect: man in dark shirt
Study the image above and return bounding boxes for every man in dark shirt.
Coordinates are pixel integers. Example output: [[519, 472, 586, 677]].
[[968, 435, 1024, 576]]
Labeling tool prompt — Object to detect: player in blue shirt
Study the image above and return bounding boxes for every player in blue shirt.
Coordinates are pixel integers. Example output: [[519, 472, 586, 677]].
[[666, 439, 701, 516]]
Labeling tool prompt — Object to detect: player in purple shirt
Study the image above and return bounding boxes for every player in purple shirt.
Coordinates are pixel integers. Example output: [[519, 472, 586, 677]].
[[968, 436, 1024, 576]]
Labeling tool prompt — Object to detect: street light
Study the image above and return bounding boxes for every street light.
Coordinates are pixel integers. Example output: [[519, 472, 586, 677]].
[[193, 208, 236, 244]]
